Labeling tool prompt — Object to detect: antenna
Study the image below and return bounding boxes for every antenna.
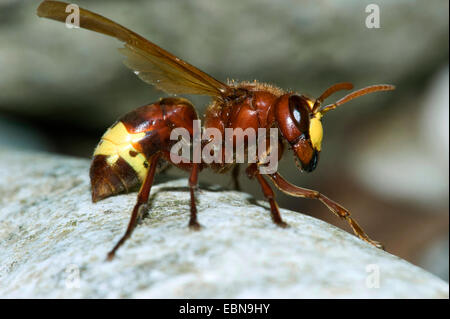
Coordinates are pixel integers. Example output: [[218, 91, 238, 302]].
[[320, 84, 396, 114]]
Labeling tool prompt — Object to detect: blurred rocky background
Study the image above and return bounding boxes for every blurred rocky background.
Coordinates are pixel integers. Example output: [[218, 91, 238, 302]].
[[0, 0, 448, 281]]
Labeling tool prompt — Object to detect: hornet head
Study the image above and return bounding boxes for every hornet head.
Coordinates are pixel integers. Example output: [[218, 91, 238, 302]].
[[274, 82, 395, 172]]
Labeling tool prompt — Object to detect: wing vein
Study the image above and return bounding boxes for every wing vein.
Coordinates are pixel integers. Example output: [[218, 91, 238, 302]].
[[37, 0, 230, 97]]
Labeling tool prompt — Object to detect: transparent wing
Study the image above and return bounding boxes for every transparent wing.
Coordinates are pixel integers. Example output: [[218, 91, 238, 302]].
[[37, 0, 231, 97]]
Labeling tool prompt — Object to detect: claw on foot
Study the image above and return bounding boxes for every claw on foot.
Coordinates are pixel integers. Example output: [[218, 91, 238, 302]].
[[189, 221, 202, 231], [371, 241, 385, 250], [276, 220, 289, 228], [106, 251, 115, 261]]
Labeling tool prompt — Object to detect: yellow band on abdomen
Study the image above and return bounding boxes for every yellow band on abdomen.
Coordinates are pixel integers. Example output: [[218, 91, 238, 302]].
[[93, 122, 148, 181]]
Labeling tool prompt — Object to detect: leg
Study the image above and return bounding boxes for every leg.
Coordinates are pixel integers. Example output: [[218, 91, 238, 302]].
[[160, 150, 201, 229], [246, 164, 288, 228], [188, 163, 201, 230], [106, 154, 160, 260], [267, 172, 384, 249], [231, 164, 241, 191]]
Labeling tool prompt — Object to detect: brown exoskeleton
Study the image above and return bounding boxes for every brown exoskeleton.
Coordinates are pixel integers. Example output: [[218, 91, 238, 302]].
[[37, 1, 395, 260]]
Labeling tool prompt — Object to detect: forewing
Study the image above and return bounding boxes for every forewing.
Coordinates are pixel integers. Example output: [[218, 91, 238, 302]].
[[118, 45, 222, 95], [37, 1, 230, 97]]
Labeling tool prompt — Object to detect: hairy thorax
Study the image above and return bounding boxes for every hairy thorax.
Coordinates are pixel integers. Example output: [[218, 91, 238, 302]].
[[203, 81, 286, 173], [204, 81, 286, 133]]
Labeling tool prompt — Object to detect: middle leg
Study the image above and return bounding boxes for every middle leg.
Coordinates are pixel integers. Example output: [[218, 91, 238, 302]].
[[188, 163, 201, 230]]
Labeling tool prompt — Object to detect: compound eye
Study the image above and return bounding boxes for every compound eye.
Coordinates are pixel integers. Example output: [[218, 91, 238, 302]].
[[289, 95, 310, 133]]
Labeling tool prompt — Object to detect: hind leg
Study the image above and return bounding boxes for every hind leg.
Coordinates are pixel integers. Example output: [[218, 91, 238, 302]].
[[107, 154, 160, 260]]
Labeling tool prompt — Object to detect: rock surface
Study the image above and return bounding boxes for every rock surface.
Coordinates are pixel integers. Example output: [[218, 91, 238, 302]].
[[0, 150, 448, 298]]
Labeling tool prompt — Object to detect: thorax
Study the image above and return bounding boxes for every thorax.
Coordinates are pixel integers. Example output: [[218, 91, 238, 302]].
[[204, 81, 285, 135]]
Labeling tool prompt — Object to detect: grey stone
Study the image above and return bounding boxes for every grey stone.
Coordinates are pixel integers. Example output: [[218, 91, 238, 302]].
[[0, 150, 448, 298]]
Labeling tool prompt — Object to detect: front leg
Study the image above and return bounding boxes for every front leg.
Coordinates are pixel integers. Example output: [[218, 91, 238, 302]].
[[267, 172, 384, 249], [246, 164, 288, 228]]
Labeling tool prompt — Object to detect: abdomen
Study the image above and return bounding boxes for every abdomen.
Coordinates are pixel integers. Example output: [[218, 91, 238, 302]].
[[90, 97, 198, 202]]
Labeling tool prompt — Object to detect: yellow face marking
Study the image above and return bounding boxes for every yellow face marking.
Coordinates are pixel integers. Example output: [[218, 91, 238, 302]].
[[309, 112, 323, 151], [94, 122, 148, 181]]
